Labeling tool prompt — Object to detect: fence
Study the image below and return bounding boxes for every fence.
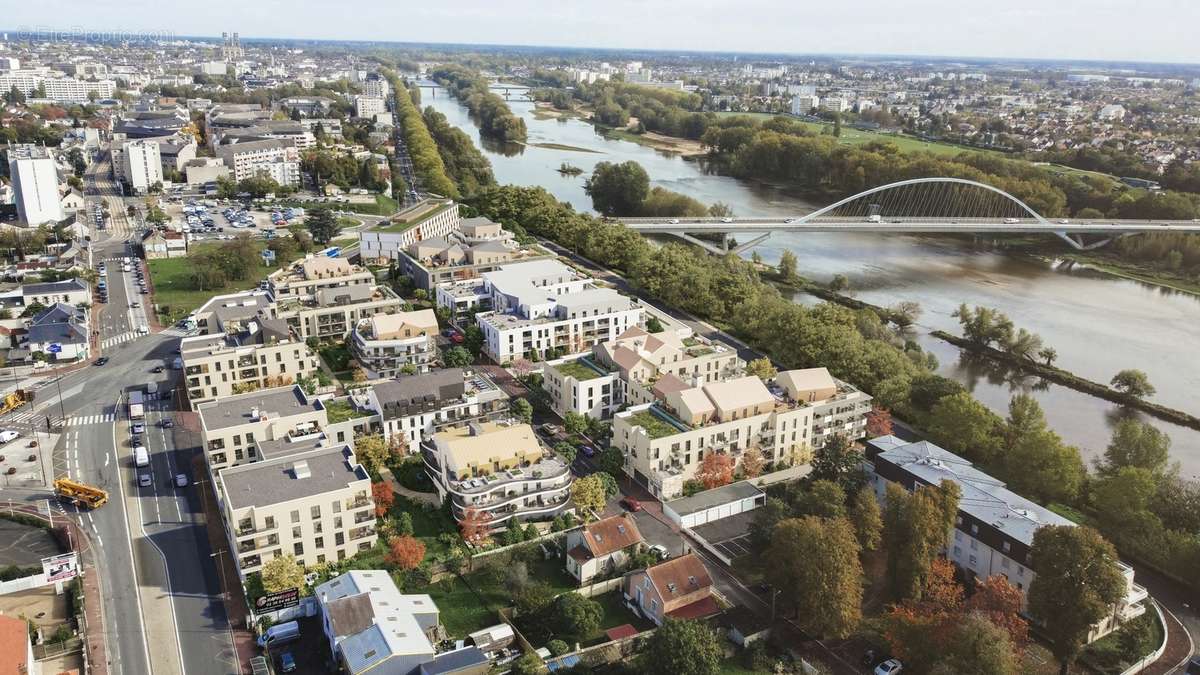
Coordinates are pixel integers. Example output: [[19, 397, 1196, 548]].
[[572, 577, 622, 599], [546, 628, 656, 671], [0, 571, 49, 595], [252, 595, 319, 626], [1119, 600, 1171, 675], [34, 636, 83, 660]]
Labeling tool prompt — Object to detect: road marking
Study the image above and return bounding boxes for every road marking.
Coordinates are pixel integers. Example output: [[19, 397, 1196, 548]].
[[110, 394, 155, 675], [105, 454, 110, 468]]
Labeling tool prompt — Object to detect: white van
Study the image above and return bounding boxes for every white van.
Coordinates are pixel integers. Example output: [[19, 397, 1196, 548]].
[[257, 620, 300, 648], [134, 446, 149, 468]]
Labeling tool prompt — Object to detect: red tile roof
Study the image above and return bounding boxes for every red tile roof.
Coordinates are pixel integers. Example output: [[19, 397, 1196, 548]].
[[0, 615, 29, 675], [666, 594, 721, 620], [605, 624, 639, 642], [645, 553, 713, 600], [581, 514, 643, 559]]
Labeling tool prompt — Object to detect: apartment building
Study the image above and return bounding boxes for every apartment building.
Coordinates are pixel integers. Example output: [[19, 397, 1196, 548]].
[[775, 367, 872, 448], [445, 259, 643, 363], [267, 256, 405, 341], [315, 571, 445, 675], [197, 385, 328, 471], [350, 368, 509, 448], [214, 138, 300, 185], [8, 144, 63, 226], [394, 214, 551, 290], [120, 139, 163, 194], [590, 327, 743, 411], [0, 71, 114, 103], [613, 366, 870, 499], [350, 309, 438, 378], [182, 315, 320, 407], [864, 435, 1148, 642], [358, 199, 462, 264], [543, 355, 620, 420], [354, 95, 387, 118], [191, 291, 273, 335], [361, 76, 391, 100], [422, 421, 573, 529], [220, 441, 375, 577]]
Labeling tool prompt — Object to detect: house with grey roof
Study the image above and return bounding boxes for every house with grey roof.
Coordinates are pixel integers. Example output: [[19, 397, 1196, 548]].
[[24, 302, 89, 361], [864, 435, 1148, 643]]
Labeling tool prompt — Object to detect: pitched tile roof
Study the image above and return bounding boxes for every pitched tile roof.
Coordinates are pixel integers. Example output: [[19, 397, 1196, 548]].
[[581, 514, 643, 558], [645, 553, 712, 599]]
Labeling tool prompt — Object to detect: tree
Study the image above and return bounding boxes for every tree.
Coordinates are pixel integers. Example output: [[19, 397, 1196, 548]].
[[1028, 526, 1126, 675], [1110, 369, 1155, 398], [571, 475, 608, 519], [1100, 419, 1172, 477], [355, 434, 392, 475], [397, 512, 414, 537], [553, 441, 577, 463], [829, 273, 850, 292], [749, 497, 790, 551], [386, 535, 426, 570], [372, 481, 394, 517], [766, 516, 863, 638], [1000, 395, 1085, 504], [595, 471, 619, 500], [510, 653, 544, 675], [515, 581, 555, 619], [890, 300, 923, 327], [510, 398, 534, 424], [511, 358, 534, 379], [745, 357, 776, 380], [641, 618, 722, 675], [645, 315, 664, 333], [740, 445, 764, 478], [305, 207, 339, 245], [562, 411, 588, 437], [260, 554, 304, 593], [708, 202, 733, 218], [1038, 346, 1059, 366], [596, 447, 624, 477], [777, 249, 798, 282], [695, 452, 734, 490], [865, 405, 894, 437], [459, 506, 493, 544], [554, 592, 603, 641], [928, 392, 1003, 466], [934, 613, 1020, 675], [883, 481, 960, 601], [442, 346, 472, 367], [584, 160, 650, 216], [790, 479, 846, 519], [850, 486, 883, 552], [966, 574, 1029, 651], [810, 434, 865, 493]]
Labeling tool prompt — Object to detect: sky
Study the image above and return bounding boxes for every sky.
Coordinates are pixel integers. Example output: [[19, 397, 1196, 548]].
[[6, 0, 1200, 64]]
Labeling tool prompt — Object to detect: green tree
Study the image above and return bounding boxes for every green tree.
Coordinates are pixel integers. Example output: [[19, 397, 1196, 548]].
[[570, 475, 608, 519], [927, 392, 1004, 467], [442, 346, 472, 367], [355, 434, 392, 475], [850, 486, 883, 552], [584, 160, 650, 217], [746, 357, 776, 380], [1099, 419, 1173, 477], [1038, 346, 1059, 366], [260, 554, 305, 593], [305, 207, 339, 245], [1028, 526, 1126, 675], [1092, 466, 1159, 547], [563, 411, 588, 437], [596, 447, 624, 477], [510, 653, 544, 675], [554, 592, 602, 641], [510, 398, 533, 424], [999, 395, 1085, 504], [766, 516, 863, 638], [883, 480, 961, 601], [1110, 369, 1155, 398], [748, 496, 790, 552], [777, 249, 798, 282], [790, 479, 846, 520], [931, 613, 1019, 675], [829, 273, 850, 292], [644, 315, 664, 333], [641, 618, 722, 675], [810, 434, 865, 493], [553, 441, 577, 463]]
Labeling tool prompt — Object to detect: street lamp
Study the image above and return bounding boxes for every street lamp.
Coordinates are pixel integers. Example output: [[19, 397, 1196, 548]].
[[210, 550, 229, 602]]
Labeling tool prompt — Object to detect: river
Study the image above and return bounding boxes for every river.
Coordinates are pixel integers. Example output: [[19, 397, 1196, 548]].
[[419, 85, 1200, 477]]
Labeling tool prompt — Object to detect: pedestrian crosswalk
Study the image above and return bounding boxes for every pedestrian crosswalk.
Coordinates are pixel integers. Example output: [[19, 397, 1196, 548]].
[[65, 413, 117, 427], [3, 408, 44, 426], [160, 326, 191, 337], [101, 331, 138, 349]]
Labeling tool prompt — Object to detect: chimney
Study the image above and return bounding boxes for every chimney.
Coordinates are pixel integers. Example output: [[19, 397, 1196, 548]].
[[292, 460, 310, 479]]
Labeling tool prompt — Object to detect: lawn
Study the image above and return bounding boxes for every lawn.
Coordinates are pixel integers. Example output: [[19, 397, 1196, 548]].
[[393, 457, 437, 493], [717, 657, 762, 675], [281, 194, 399, 217], [554, 358, 608, 381], [390, 494, 458, 560], [318, 341, 353, 373], [628, 409, 685, 439], [581, 590, 654, 647], [147, 241, 283, 323], [375, 201, 456, 233], [324, 398, 372, 424], [415, 573, 506, 637]]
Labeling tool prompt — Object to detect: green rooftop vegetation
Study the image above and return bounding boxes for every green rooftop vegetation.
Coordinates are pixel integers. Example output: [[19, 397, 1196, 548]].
[[375, 201, 455, 233], [324, 398, 371, 424], [628, 409, 682, 439], [554, 358, 607, 381]]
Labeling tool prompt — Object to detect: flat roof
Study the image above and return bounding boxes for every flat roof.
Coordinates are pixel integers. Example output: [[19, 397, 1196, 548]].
[[435, 421, 542, 470], [198, 386, 320, 431], [220, 445, 367, 510], [665, 480, 765, 517]]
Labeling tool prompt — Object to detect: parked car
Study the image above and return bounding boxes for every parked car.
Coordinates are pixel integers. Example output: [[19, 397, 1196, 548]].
[[0, 430, 20, 443], [279, 652, 297, 673], [174, 474, 188, 488], [138, 474, 152, 487], [160, 419, 174, 428], [152, 365, 164, 373], [132, 423, 145, 434], [874, 659, 903, 675], [620, 497, 642, 512], [648, 544, 670, 560], [94, 357, 109, 366]]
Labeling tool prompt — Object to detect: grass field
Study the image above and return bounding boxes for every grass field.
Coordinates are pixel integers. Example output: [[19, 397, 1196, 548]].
[[147, 241, 281, 323]]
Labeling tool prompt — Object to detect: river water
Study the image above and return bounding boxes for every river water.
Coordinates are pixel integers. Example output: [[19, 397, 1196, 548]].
[[420, 86, 1200, 477]]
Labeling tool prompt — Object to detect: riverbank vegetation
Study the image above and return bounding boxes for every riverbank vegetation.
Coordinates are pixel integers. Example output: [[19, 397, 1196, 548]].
[[584, 160, 725, 218], [430, 65, 527, 143], [383, 72, 459, 198], [465, 183, 1200, 591], [421, 106, 496, 196]]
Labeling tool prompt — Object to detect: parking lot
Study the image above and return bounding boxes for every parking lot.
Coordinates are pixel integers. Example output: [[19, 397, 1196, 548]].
[[690, 510, 757, 561]]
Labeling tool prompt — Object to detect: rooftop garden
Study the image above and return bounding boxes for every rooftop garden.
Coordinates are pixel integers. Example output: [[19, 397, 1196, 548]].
[[628, 408, 683, 439], [324, 398, 372, 424], [554, 358, 607, 381], [374, 201, 455, 233]]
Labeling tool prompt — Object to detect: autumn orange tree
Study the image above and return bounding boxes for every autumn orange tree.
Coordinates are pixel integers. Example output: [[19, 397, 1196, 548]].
[[741, 446, 764, 478], [966, 574, 1028, 651], [386, 535, 426, 570], [372, 481, 395, 517], [865, 405, 894, 437], [459, 506, 494, 544], [696, 452, 733, 489]]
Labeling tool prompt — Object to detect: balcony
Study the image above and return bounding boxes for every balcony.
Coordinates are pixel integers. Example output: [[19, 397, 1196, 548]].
[[353, 511, 374, 525], [345, 494, 371, 510], [349, 526, 375, 541]]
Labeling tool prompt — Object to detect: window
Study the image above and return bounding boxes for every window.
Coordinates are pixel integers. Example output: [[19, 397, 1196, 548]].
[[315, 537, 324, 549], [968, 554, 977, 567], [311, 505, 321, 519], [290, 510, 300, 524], [953, 546, 962, 557], [969, 539, 978, 551], [970, 523, 979, 535], [954, 530, 962, 542], [1017, 566, 1025, 577], [1001, 558, 1010, 569], [293, 542, 304, 556], [1001, 541, 1011, 553]]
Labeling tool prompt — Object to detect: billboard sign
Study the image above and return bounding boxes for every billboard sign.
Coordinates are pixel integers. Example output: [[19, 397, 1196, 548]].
[[42, 553, 79, 583], [253, 587, 300, 614]]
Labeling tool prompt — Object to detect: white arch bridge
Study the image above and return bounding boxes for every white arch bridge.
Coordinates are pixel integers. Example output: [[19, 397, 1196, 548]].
[[620, 178, 1200, 254]]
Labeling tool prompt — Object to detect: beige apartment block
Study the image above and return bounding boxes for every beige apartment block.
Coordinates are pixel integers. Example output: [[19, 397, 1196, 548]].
[[197, 385, 328, 471], [350, 308, 438, 378], [182, 316, 320, 407]]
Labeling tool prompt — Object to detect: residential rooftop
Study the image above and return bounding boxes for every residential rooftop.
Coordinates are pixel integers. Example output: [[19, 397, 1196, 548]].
[[198, 385, 321, 431], [220, 444, 367, 510]]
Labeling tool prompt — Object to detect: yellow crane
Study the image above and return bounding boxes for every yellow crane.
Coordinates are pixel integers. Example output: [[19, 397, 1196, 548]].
[[54, 478, 109, 509], [0, 390, 29, 415]]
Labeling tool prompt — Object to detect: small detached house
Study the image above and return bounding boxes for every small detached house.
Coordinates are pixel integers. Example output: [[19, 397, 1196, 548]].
[[25, 302, 90, 361], [623, 553, 719, 626], [564, 513, 644, 584]]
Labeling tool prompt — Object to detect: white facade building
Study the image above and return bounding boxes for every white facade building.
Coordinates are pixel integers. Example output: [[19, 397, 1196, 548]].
[[8, 145, 63, 226], [121, 139, 163, 194], [791, 95, 820, 115], [354, 96, 387, 118]]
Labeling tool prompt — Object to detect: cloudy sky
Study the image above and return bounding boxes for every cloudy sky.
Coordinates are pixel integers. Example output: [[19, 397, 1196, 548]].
[[7, 0, 1200, 64]]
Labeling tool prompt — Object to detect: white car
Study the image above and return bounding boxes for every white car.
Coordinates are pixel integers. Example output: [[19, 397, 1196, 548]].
[[668, 218, 680, 224], [721, 217, 734, 223], [174, 474, 188, 488], [874, 659, 903, 675], [1003, 217, 1019, 224], [648, 544, 670, 561], [132, 422, 145, 434], [0, 429, 20, 443], [137, 325, 149, 334], [138, 474, 152, 488]]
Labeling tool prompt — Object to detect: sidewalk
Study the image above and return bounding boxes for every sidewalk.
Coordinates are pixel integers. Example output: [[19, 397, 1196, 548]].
[[193, 454, 255, 675]]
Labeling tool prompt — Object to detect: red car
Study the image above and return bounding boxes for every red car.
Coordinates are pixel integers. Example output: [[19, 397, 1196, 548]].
[[621, 497, 642, 512], [450, 333, 465, 344]]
